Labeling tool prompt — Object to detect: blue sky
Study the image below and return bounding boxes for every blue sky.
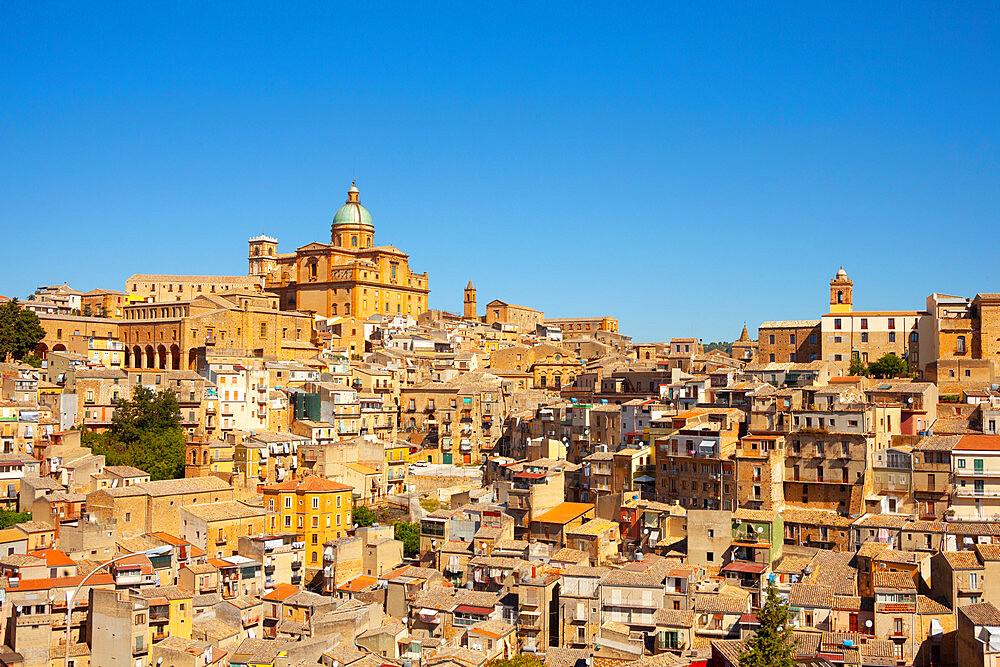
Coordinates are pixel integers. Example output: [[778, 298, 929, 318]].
[[2, 3, 997, 341]]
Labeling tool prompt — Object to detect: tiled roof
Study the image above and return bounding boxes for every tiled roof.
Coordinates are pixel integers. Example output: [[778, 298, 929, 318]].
[[956, 435, 1000, 450], [961, 601, 1000, 626], [942, 550, 982, 569], [788, 583, 834, 609], [694, 591, 750, 615], [917, 595, 951, 615], [532, 502, 594, 525], [874, 571, 916, 591]]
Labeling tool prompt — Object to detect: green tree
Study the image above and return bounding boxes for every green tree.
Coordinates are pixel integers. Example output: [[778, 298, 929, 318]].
[[83, 386, 186, 480], [0, 510, 31, 529], [0, 300, 46, 361], [868, 353, 908, 379], [486, 657, 546, 667], [22, 354, 42, 368], [394, 520, 419, 557], [740, 582, 796, 667], [352, 505, 376, 528], [848, 357, 868, 376]]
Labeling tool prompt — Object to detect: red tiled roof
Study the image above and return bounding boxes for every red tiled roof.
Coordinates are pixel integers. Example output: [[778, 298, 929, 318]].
[[956, 435, 1000, 451], [5, 572, 114, 592], [721, 561, 767, 575], [264, 476, 353, 492], [28, 549, 76, 568], [262, 583, 299, 602]]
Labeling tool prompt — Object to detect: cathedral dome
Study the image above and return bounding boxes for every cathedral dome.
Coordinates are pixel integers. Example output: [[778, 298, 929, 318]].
[[332, 182, 373, 228]]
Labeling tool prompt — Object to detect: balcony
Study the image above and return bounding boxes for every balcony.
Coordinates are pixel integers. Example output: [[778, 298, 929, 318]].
[[953, 489, 1000, 498]]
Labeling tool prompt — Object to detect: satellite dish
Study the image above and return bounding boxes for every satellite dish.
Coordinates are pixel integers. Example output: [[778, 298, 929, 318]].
[[865, 620, 873, 628]]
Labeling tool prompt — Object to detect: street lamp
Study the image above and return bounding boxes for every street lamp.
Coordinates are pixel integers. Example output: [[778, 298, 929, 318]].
[[64, 545, 172, 667]]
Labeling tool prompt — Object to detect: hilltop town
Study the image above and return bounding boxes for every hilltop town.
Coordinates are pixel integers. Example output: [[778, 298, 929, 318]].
[[4, 183, 1000, 667]]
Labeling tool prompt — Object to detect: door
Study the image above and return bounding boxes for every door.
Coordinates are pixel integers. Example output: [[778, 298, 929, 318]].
[[849, 613, 859, 633]]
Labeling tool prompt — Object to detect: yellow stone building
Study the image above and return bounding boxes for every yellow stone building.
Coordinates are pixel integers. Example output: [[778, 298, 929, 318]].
[[262, 476, 353, 568], [249, 182, 429, 319], [119, 291, 316, 370]]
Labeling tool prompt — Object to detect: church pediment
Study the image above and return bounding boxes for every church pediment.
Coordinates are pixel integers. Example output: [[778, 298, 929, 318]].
[[296, 241, 331, 252]]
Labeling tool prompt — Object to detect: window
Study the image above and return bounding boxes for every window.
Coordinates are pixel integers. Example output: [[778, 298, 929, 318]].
[[259, 323, 267, 337], [860, 318, 868, 330], [958, 459, 966, 469], [910, 331, 919, 342], [889, 332, 895, 343], [769, 335, 775, 345], [312, 497, 319, 509], [958, 336, 967, 353], [706, 551, 714, 562], [352, 235, 358, 247], [284, 496, 293, 508], [861, 332, 868, 343], [834, 318, 842, 330], [790, 334, 796, 344], [810, 333, 817, 344]]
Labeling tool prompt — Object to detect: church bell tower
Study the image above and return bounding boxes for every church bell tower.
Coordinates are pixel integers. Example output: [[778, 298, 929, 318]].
[[464, 280, 477, 319]]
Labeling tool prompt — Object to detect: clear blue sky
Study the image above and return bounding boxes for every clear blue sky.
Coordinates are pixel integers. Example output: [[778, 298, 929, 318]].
[[2, 3, 997, 342]]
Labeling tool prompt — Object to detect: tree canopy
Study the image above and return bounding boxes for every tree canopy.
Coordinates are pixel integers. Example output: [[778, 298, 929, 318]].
[[740, 582, 796, 667], [0, 300, 45, 361], [394, 520, 419, 557], [352, 505, 376, 528], [83, 386, 186, 480], [0, 510, 31, 529], [868, 353, 909, 379], [848, 357, 868, 376]]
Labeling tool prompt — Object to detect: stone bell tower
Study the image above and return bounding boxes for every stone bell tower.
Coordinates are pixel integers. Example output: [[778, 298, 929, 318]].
[[830, 267, 853, 313], [464, 280, 477, 319]]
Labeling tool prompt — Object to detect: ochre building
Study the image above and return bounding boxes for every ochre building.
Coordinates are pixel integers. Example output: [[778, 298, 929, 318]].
[[248, 182, 429, 319]]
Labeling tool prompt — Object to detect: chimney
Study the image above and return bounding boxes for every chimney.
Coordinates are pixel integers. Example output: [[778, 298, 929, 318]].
[[531, 566, 536, 578]]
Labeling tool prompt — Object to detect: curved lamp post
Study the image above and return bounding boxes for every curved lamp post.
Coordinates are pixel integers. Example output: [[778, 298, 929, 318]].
[[64, 545, 172, 667]]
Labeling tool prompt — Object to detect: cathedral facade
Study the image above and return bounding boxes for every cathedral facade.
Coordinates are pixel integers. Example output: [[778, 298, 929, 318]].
[[249, 183, 430, 319]]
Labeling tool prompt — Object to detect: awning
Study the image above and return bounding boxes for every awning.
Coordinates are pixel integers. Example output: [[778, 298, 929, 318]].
[[634, 475, 656, 483], [418, 608, 440, 622], [454, 604, 493, 615]]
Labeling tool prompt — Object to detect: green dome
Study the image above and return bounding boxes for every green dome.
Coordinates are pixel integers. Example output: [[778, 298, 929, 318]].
[[332, 182, 373, 228]]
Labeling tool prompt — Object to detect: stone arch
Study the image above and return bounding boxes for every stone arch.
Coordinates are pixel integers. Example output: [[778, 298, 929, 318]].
[[53, 344, 66, 352], [191, 450, 197, 465], [188, 348, 199, 371], [156, 344, 168, 369], [169, 344, 181, 370], [36, 342, 48, 360], [133, 345, 143, 369], [145, 345, 155, 369]]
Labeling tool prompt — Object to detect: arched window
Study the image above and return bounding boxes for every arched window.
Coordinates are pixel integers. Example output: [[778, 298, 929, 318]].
[[309, 260, 318, 279], [351, 235, 358, 247], [334, 235, 341, 247], [332, 304, 338, 315], [837, 290, 843, 303]]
